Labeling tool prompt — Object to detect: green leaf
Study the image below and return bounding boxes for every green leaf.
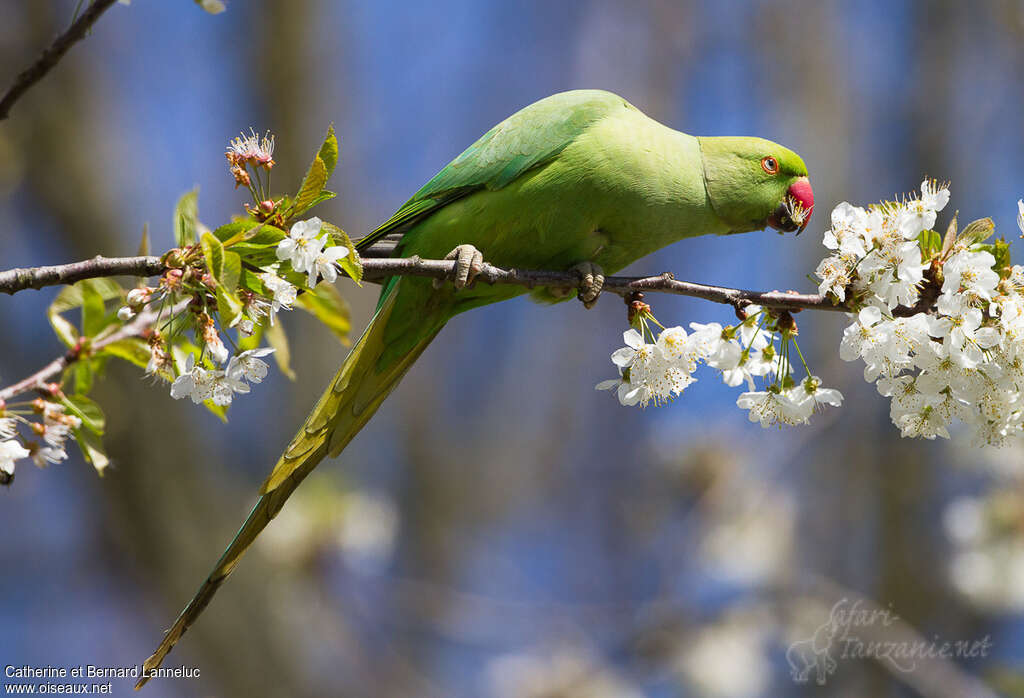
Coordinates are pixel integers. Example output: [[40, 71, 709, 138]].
[[174, 189, 199, 247], [203, 400, 229, 422], [917, 229, 941, 257], [102, 338, 151, 369], [214, 220, 287, 249], [222, 250, 241, 293], [296, 283, 351, 345], [212, 220, 252, 243], [72, 360, 95, 395], [318, 125, 339, 177], [323, 223, 362, 284], [49, 312, 78, 348], [200, 231, 225, 281], [74, 428, 110, 476], [216, 286, 244, 328], [80, 280, 107, 337], [960, 217, 995, 247], [264, 320, 296, 380], [293, 156, 328, 215], [305, 190, 336, 210], [50, 279, 123, 314], [62, 394, 105, 435]]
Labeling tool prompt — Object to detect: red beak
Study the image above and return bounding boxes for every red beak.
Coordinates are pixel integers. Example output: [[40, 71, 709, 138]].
[[788, 176, 814, 232]]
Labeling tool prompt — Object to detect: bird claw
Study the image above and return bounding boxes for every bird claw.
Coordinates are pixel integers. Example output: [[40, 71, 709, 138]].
[[433, 244, 484, 290], [573, 262, 604, 309]]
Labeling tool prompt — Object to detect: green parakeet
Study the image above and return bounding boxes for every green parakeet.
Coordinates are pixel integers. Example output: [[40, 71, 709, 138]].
[[136, 89, 813, 687]]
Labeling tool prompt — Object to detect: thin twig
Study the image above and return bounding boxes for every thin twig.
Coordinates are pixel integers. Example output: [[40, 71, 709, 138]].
[[0, 308, 155, 403], [0, 0, 121, 120], [0, 250, 849, 314]]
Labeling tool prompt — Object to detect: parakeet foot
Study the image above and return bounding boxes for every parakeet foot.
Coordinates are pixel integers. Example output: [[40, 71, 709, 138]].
[[433, 244, 484, 290], [573, 262, 605, 309]]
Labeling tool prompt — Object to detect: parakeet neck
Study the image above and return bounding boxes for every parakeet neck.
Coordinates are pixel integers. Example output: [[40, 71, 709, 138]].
[[567, 111, 734, 259]]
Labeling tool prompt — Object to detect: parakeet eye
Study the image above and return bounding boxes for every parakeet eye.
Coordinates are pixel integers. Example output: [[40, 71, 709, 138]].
[[761, 156, 779, 174]]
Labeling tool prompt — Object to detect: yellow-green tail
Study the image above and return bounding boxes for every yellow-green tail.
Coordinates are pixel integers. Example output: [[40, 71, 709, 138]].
[[136, 283, 441, 689]]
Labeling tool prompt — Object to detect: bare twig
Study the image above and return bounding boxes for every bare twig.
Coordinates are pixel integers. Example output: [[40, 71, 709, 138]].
[[0, 0, 121, 120], [0, 255, 164, 294], [0, 308, 155, 403], [0, 250, 848, 314]]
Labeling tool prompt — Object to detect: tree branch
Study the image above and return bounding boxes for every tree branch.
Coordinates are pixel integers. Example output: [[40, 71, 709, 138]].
[[0, 255, 165, 294], [0, 0, 121, 121], [0, 250, 847, 314]]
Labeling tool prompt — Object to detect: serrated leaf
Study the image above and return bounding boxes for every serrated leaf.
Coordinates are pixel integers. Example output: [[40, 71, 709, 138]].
[[201, 231, 225, 281], [318, 124, 338, 177], [62, 394, 105, 435], [216, 286, 244, 327], [961, 217, 995, 247], [294, 156, 327, 215], [222, 250, 242, 292], [305, 190, 336, 210], [81, 280, 107, 336], [264, 320, 296, 380], [49, 312, 78, 347], [102, 338, 151, 369], [212, 220, 253, 243], [296, 283, 351, 345], [917, 229, 941, 257], [323, 222, 362, 284], [174, 189, 199, 247], [203, 400, 229, 422], [49, 278, 123, 314], [73, 360, 95, 395], [74, 428, 109, 476]]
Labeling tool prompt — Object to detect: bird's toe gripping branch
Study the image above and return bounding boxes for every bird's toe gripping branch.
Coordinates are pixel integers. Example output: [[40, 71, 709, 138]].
[[573, 261, 605, 309], [434, 244, 485, 290]]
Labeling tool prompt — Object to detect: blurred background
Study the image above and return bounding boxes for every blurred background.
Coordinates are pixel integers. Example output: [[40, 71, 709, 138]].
[[2, 1, 1024, 696]]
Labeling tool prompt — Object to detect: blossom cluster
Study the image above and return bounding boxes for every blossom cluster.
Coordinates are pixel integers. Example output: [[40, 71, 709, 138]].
[[117, 264, 296, 405], [170, 348, 275, 407], [597, 307, 842, 428], [0, 399, 81, 482], [822, 184, 1024, 444]]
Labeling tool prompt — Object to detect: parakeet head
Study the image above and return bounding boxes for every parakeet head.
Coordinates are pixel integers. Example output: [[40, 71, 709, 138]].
[[698, 136, 813, 235]]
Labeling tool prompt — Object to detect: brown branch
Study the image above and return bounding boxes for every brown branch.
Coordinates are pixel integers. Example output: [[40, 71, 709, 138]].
[[0, 308, 156, 403], [0, 250, 853, 401], [358, 257, 846, 313], [0, 0, 121, 120], [0, 255, 164, 294], [0, 250, 848, 314]]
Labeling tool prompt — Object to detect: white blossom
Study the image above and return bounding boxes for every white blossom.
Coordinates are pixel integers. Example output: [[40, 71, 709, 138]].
[[736, 389, 806, 428], [227, 348, 274, 384], [31, 445, 68, 467], [276, 217, 325, 273], [0, 439, 30, 477], [0, 417, 17, 440], [307, 244, 350, 287]]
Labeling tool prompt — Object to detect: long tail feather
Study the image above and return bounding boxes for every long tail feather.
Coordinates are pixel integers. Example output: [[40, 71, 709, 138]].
[[136, 283, 440, 689]]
